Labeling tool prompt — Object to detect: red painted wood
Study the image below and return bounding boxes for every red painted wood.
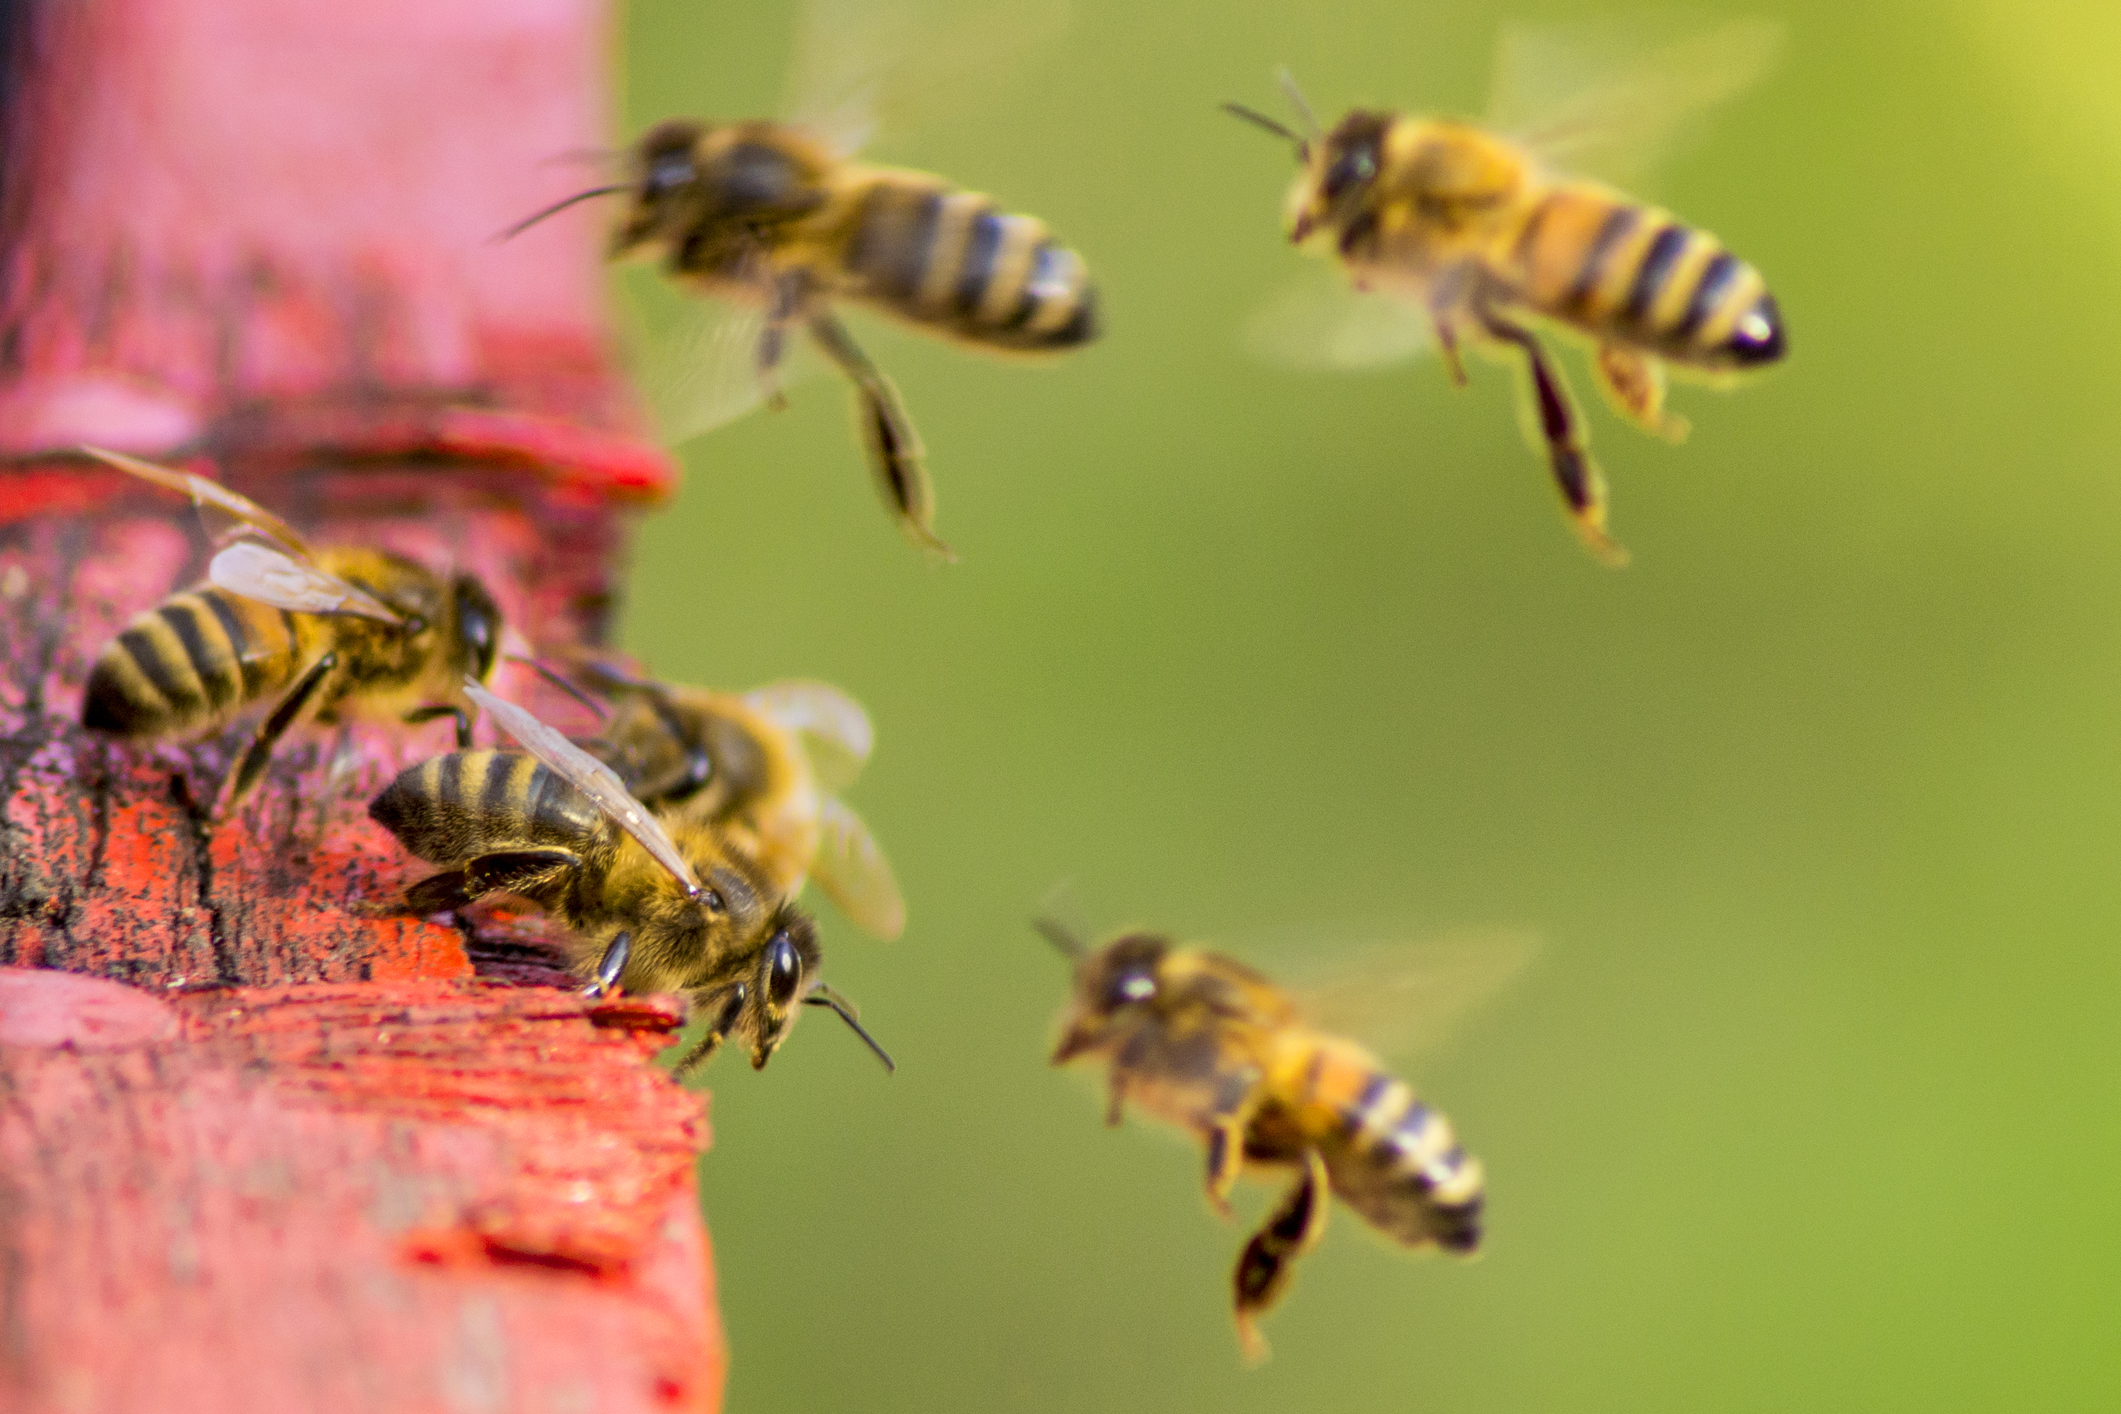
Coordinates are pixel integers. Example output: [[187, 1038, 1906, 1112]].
[[0, 2, 723, 1409]]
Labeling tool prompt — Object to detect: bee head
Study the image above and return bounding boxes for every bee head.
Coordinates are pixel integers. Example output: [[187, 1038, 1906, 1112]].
[[1051, 931, 1171, 1063], [1289, 110, 1389, 247], [609, 119, 711, 258], [746, 907, 822, 1069], [449, 574, 502, 683]]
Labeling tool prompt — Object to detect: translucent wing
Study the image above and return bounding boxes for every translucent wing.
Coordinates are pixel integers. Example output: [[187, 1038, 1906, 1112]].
[[84, 446, 310, 557], [464, 680, 706, 899], [1243, 267, 1437, 372], [811, 795, 905, 941], [779, 0, 1071, 158], [208, 542, 405, 624], [619, 272, 826, 447], [1271, 929, 1540, 1062], [744, 679, 874, 791], [1484, 18, 1784, 191]]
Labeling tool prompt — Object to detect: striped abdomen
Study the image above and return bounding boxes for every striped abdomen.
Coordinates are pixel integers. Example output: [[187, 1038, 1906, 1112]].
[[1298, 1044, 1483, 1254], [1510, 184, 1784, 371], [841, 177, 1097, 351], [81, 588, 304, 739], [368, 750, 606, 867]]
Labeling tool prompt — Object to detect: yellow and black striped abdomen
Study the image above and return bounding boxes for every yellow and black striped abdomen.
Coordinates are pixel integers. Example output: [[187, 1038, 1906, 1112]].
[[368, 750, 607, 868], [840, 175, 1097, 352], [81, 587, 304, 739], [1285, 1038, 1483, 1254], [1509, 183, 1784, 372]]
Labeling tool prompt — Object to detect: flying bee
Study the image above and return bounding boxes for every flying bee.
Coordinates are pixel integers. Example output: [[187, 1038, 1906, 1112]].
[[1228, 22, 1786, 564], [1041, 917, 1530, 1360], [77, 448, 501, 805], [501, 0, 1098, 557], [542, 654, 907, 941], [370, 680, 892, 1074]]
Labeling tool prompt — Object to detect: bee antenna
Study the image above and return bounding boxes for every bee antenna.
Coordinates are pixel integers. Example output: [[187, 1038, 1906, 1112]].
[[506, 653, 610, 720], [1274, 66, 1322, 145], [805, 984, 895, 1073], [1222, 102, 1305, 151], [490, 184, 630, 245], [1033, 916, 1086, 960]]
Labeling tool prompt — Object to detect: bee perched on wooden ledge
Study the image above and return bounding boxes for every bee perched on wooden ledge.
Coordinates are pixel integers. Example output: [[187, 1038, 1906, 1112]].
[[371, 681, 894, 1076], [76, 449, 502, 807], [503, 0, 1098, 558], [1229, 21, 1787, 564], [1042, 916, 1530, 1361]]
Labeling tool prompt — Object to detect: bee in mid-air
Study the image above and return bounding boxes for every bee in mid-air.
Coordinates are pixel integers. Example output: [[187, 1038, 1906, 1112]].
[[503, 4, 1098, 557], [1042, 919, 1524, 1360], [78, 449, 501, 805], [370, 681, 892, 1074], [1228, 23, 1786, 564], [546, 655, 906, 941]]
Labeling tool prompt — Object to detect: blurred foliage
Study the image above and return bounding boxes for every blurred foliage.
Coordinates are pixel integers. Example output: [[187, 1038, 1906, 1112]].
[[606, 0, 2121, 1408]]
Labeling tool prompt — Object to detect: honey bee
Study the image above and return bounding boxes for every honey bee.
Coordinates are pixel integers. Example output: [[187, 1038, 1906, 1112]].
[[1042, 918, 1528, 1360], [1229, 22, 1786, 563], [546, 655, 906, 941], [502, 1, 1098, 557], [370, 681, 892, 1074], [77, 449, 501, 805]]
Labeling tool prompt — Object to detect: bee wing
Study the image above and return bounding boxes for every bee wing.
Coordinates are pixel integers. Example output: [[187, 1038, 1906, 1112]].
[[1484, 18, 1783, 192], [1243, 266, 1437, 371], [780, 0, 1071, 158], [620, 271, 827, 446], [810, 795, 905, 941], [84, 446, 312, 558], [463, 679, 706, 899], [207, 542, 405, 624], [1268, 928, 1539, 1063], [742, 679, 874, 791]]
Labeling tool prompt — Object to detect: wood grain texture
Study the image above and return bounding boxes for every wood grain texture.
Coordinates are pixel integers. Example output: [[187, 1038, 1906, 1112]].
[[0, 1, 724, 1409]]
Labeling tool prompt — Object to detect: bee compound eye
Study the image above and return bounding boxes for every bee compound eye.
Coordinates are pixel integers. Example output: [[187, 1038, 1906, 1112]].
[[702, 888, 727, 914], [765, 933, 802, 1009], [648, 154, 694, 195]]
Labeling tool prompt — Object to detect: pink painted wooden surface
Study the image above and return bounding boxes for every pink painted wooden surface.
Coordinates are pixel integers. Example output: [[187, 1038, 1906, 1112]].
[[0, 2, 723, 1409]]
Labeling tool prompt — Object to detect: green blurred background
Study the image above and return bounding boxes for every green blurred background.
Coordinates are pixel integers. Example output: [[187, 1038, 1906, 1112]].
[[609, 1, 2121, 1408]]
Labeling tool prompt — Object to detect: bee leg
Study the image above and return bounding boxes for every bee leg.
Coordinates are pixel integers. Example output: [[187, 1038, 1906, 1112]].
[[584, 930, 631, 999], [1433, 318, 1469, 388], [1104, 1073, 1128, 1127], [1476, 307, 1627, 567], [1592, 343, 1689, 443], [460, 847, 581, 902], [1204, 1120, 1245, 1215], [226, 650, 339, 806], [672, 986, 750, 1078], [402, 703, 475, 749], [805, 311, 954, 561], [1232, 1148, 1329, 1364], [757, 272, 811, 413]]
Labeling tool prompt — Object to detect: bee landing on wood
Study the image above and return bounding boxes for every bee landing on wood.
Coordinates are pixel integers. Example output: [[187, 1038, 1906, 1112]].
[[77, 449, 502, 807], [502, 0, 1098, 559], [1230, 21, 1787, 564], [370, 681, 893, 1075]]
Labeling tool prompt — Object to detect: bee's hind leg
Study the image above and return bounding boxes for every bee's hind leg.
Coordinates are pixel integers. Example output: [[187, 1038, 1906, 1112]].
[[225, 650, 338, 806], [805, 311, 952, 560], [1593, 342, 1689, 443], [1203, 1072, 1261, 1214], [1476, 306, 1627, 567], [1232, 1147, 1329, 1364]]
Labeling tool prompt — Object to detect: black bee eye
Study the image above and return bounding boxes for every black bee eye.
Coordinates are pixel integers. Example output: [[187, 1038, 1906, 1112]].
[[1323, 144, 1377, 201], [1104, 968, 1156, 1009], [647, 153, 694, 196], [764, 932, 803, 1009]]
